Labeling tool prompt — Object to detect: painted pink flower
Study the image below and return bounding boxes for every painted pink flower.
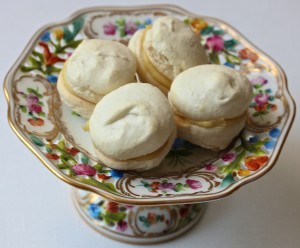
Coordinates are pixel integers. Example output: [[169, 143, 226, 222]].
[[221, 152, 235, 162], [72, 164, 96, 176], [116, 220, 128, 232], [103, 22, 116, 35], [29, 104, 42, 113], [205, 164, 216, 171], [255, 93, 269, 105], [206, 35, 224, 52], [159, 182, 174, 191], [251, 76, 268, 86], [186, 179, 202, 189], [125, 21, 138, 35], [27, 95, 39, 105]]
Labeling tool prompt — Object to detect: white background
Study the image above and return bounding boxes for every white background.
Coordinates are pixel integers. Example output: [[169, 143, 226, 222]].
[[0, 0, 299, 247]]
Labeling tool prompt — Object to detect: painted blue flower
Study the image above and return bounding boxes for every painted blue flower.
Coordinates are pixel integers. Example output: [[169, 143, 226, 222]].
[[264, 140, 275, 149], [47, 75, 58, 84], [269, 128, 280, 139], [144, 18, 152, 25], [88, 203, 101, 218], [40, 32, 51, 42], [265, 88, 272, 94], [249, 135, 259, 143], [111, 169, 124, 178], [138, 24, 146, 29], [224, 62, 235, 68]]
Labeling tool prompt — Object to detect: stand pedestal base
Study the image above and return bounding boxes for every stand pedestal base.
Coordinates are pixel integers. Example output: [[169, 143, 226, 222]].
[[72, 189, 207, 244]]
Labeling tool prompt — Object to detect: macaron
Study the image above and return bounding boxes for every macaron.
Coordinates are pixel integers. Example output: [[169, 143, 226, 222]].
[[89, 83, 176, 171], [168, 64, 253, 150], [128, 16, 208, 94], [57, 39, 137, 118]]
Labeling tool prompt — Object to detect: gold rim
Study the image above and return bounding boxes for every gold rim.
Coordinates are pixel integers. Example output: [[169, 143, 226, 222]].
[[3, 4, 296, 206]]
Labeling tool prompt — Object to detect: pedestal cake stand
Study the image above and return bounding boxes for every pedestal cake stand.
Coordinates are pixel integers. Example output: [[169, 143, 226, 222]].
[[4, 4, 295, 244]]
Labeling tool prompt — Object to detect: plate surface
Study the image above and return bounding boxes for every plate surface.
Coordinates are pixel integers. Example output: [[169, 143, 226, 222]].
[[4, 5, 295, 205]]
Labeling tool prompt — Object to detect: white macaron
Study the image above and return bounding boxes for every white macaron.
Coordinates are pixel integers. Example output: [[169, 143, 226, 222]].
[[89, 83, 176, 171], [57, 39, 137, 118], [168, 64, 253, 150], [128, 16, 208, 94]]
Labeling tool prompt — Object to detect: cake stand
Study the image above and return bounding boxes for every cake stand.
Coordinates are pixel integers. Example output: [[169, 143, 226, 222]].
[[3, 4, 295, 244]]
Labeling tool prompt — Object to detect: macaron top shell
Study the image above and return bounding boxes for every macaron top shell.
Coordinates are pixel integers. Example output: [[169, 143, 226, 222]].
[[168, 65, 253, 121], [144, 16, 208, 80], [89, 83, 175, 160], [66, 39, 137, 103]]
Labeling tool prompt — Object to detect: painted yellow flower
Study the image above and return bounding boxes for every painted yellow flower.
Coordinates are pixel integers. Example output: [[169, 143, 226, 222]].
[[54, 29, 64, 40], [190, 18, 208, 33]]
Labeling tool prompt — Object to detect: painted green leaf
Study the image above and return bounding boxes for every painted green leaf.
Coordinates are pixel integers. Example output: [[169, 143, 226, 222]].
[[116, 18, 126, 26], [201, 26, 213, 35], [105, 212, 126, 222], [253, 84, 262, 89], [183, 18, 190, 25], [29, 56, 41, 68], [139, 216, 147, 222], [72, 17, 84, 36], [77, 177, 118, 194], [21, 66, 35, 72], [225, 53, 241, 65], [57, 140, 65, 150], [46, 146, 52, 153], [27, 88, 43, 98], [63, 26, 73, 42], [269, 96, 275, 101], [32, 50, 44, 62], [29, 135, 44, 147], [38, 112, 46, 117], [213, 29, 225, 35], [224, 39, 238, 49], [174, 183, 183, 192], [46, 65, 61, 75], [67, 39, 83, 49], [220, 174, 235, 188], [81, 155, 89, 164], [94, 164, 110, 173], [249, 102, 256, 107], [209, 51, 220, 64], [71, 111, 81, 117], [253, 111, 269, 117], [20, 105, 27, 113]]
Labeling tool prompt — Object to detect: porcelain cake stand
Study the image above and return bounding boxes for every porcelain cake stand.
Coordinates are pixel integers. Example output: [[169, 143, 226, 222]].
[[4, 5, 295, 244]]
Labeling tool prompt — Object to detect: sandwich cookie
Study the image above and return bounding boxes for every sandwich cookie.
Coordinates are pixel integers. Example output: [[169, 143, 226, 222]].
[[128, 16, 208, 94], [57, 39, 137, 118], [89, 83, 176, 171], [168, 64, 253, 150]]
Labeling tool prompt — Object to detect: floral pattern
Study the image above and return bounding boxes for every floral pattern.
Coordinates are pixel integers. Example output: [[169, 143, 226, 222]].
[[21, 18, 84, 81], [17, 88, 46, 126], [249, 76, 277, 117], [140, 178, 202, 194], [139, 212, 165, 227], [88, 200, 129, 232], [103, 18, 152, 37], [185, 18, 259, 68]]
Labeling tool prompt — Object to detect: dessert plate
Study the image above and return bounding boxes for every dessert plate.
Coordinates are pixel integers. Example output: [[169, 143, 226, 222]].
[[4, 5, 295, 207]]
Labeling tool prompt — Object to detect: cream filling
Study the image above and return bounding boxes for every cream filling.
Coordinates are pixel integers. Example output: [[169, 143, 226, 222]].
[[175, 112, 247, 128], [140, 28, 172, 89], [94, 127, 175, 162]]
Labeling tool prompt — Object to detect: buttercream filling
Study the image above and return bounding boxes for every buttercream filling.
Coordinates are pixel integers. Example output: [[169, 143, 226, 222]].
[[175, 112, 247, 128], [140, 27, 172, 89], [62, 61, 103, 104], [94, 127, 175, 162]]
